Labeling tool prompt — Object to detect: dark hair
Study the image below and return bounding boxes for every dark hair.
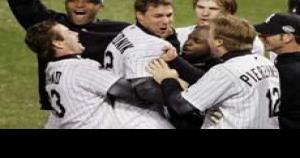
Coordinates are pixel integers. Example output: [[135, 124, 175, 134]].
[[193, 0, 237, 15], [295, 36, 300, 44], [25, 20, 64, 60], [289, 0, 300, 15], [135, 0, 173, 13]]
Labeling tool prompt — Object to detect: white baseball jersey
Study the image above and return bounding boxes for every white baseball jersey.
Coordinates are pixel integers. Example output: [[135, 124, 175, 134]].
[[176, 25, 265, 56], [44, 56, 122, 129], [104, 24, 171, 79], [104, 24, 174, 129], [182, 54, 280, 129]]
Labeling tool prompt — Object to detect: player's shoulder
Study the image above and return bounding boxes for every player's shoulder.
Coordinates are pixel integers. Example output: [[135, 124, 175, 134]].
[[122, 24, 143, 36], [79, 58, 102, 69]]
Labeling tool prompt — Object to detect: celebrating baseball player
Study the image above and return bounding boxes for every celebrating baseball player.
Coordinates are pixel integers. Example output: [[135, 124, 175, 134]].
[[8, 0, 129, 110], [148, 15, 281, 129], [25, 20, 140, 129], [103, 0, 182, 129]]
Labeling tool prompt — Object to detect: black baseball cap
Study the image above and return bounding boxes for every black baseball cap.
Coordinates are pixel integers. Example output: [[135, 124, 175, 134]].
[[255, 13, 300, 36]]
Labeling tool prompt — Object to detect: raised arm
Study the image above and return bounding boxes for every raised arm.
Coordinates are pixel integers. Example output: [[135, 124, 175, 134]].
[[8, 0, 60, 30]]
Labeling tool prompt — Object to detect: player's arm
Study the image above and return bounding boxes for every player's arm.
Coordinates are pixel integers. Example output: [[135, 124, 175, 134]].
[[8, 0, 59, 30], [162, 79, 204, 129], [129, 77, 165, 106], [161, 46, 206, 85], [107, 78, 141, 103], [169, 57, 206, 85], [77, 64, 140, 105]]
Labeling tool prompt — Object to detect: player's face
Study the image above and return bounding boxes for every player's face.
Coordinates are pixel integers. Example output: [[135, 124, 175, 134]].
[[137, 5, 174, 38], [54, 24, 85, 54], [66, 0, 102, 25], [259, 34, 285, 53], [195, 0, 222, 25], [182, 28, 211, 59]]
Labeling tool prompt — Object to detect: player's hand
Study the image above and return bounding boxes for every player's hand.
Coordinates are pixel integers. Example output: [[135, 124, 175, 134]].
[[146, 59, 179, 84], [160, 46, 178, 62], [206, 107, 223, 124]]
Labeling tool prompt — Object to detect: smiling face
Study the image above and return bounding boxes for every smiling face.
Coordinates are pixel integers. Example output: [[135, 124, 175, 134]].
[[136, 5, 174, 38], [65, 0, 102, 26], [53, 24, 85, 55]]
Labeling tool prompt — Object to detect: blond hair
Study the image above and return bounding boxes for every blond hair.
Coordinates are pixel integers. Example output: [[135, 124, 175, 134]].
[[210, 14, 257, 51]]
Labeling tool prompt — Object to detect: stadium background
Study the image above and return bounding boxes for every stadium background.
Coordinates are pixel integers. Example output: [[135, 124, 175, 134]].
[[0, 0, 286, 128]]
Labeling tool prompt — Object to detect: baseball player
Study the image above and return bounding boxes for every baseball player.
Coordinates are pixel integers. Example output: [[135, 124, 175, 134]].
[[176, 0, 265, 67], [256, 13, 300, 129], [25, 20, 138, 129], [103, 0, 188, 129], [8, 0, 129, 110], [148, 15, 280, 129]]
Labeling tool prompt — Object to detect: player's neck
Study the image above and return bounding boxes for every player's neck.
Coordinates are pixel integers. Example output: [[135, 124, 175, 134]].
[[276, 43, 300, 55]]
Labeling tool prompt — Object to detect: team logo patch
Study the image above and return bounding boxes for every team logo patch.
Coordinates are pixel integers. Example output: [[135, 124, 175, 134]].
[[282, 25, 295, 33]]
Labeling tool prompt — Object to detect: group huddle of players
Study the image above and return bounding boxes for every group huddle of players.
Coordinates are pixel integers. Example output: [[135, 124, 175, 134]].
[[8, 0, 300, 129]]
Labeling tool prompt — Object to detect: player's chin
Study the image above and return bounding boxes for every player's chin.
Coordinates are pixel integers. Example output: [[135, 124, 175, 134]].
[[158, 32, 170, 38], [71, 16, 90, 26]]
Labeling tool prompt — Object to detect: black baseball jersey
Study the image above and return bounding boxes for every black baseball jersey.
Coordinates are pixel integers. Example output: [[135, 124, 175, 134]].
[[8, 0, 130, 110]]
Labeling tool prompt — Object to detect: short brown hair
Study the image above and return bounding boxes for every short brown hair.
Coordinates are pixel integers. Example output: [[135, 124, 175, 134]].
[[210, 14, 257, 51], [135, 0, 173, 13], [193, 0, 237, 15], [25, 20, 64, 60]]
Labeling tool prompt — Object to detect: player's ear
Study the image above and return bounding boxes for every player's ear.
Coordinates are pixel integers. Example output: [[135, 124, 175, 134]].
[[214, 39, 223, 47], [52, 40, 64, 50], [98, 3, 104, 11], [136, 11, 144, 22], [282, 34, 294, 43]]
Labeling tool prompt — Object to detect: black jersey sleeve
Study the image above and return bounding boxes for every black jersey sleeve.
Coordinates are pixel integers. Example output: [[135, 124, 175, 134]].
[[169, 57, 205, 85], [161, 78, 204, 129], [130, 77, 204, 129], [8, 0, 60, 30]]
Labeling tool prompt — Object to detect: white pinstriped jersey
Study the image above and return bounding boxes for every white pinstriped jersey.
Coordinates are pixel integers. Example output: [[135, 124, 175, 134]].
[[44, 56, 122, 129], [103, 24, 174, 129], [182, 54, 280, 129], [104, 24, 171, 79], [176, 25, 265, 56]]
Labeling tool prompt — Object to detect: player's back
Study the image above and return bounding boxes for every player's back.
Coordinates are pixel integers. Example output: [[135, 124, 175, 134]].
[[202, 54, 280, 129], [44, 57, 121, 129]]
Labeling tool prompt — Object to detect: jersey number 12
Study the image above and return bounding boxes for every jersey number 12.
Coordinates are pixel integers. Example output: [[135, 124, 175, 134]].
[[266, 87, 280, 118]]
